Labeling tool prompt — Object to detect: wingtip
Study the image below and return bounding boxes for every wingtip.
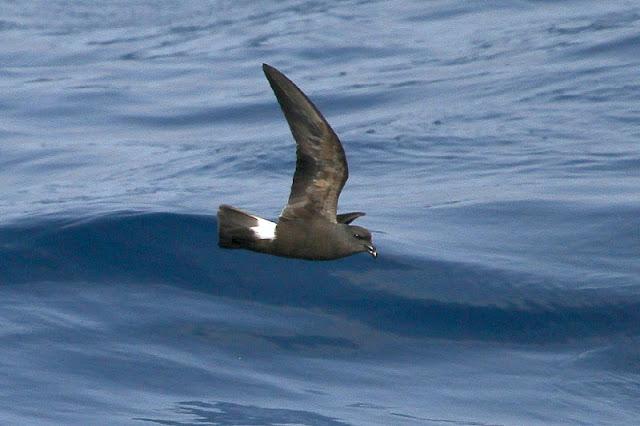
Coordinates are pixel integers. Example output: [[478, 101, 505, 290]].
[[336, 212, 366, 224], [263, 63, 297, 88], [262, 63, 278, 78]]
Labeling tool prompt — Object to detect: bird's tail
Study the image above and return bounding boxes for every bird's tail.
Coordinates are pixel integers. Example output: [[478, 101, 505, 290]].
[[217, 204, 275, 249]]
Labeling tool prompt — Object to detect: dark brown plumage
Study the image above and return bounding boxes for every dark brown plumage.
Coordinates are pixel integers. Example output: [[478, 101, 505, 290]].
[[262, 64, 348, 223], [217, 64, 376, 260]]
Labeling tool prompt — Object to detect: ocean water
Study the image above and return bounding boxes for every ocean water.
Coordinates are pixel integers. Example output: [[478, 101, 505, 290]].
[[1, 1, 639, 424]]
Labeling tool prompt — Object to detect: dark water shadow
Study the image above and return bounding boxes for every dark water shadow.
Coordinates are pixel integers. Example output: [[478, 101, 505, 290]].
[[2, 211, 639, 343], [135, 400, 350, 426]]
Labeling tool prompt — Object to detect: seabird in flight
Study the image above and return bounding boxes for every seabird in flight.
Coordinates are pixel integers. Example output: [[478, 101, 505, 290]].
[[218, 64, 376, 260]]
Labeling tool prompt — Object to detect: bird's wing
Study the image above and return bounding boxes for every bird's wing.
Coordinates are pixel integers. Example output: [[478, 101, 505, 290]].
[[263, 63, 347, 223], [336, 212, 365, 224]]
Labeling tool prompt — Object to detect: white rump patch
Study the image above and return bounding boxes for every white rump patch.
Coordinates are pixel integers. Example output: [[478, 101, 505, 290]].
[[250, 217, 277, 240]]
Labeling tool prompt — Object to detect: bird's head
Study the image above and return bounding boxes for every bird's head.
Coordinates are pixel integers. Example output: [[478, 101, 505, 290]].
[[346, 225, 377, 258]]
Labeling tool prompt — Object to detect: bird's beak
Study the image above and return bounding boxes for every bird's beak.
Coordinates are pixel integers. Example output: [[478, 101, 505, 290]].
[[366, 244, 377, 258]]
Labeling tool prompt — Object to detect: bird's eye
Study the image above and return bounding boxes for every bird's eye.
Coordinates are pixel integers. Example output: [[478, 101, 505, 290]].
[[353, 233, 361, 239]]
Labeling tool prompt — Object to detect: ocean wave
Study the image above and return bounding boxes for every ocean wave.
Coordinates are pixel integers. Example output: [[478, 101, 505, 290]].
[[2, 211, 638, 344]]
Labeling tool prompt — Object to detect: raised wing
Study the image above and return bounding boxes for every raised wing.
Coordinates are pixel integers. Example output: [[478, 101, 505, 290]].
[[263, 63, 347, 223]]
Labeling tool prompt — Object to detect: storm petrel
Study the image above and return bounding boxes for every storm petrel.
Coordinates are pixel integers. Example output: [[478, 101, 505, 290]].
[[218, 64, 376, 260]]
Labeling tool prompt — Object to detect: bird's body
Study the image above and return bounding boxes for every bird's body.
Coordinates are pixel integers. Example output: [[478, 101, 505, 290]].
[[218, 64, 376, 261], [274, 217, 365, 260]]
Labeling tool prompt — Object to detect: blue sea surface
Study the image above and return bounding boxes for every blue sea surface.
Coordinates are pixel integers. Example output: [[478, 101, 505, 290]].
[[1, 1, 639, 425]]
